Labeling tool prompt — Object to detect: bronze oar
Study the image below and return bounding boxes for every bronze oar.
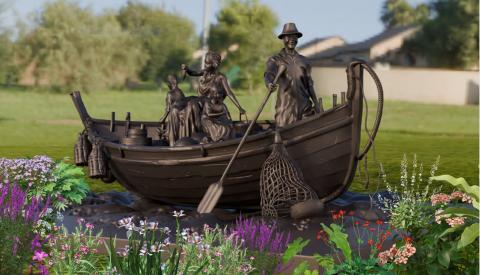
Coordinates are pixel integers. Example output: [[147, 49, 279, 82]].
[[197, 65, 286, 214]]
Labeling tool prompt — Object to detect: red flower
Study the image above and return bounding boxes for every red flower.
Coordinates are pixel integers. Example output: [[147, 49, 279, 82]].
[[338, 210, 346, 217], [375, 219, 383, 225], [404, 236, 413, 243], [348, 210, 355, 216], [376, 243, 382, 250], [368, 239, 374, 246], [363, 221, 370, 227], [386, 230, 392, 236], [381, 234, 387, 241], [332, 214, 339, 220], [354, 221, 360, 226], [369, 227, 376, 232]]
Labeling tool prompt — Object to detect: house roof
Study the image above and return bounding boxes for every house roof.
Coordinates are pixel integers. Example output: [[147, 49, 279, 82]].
[[309, 25, 418, 60], [297, 36, 344, 50]]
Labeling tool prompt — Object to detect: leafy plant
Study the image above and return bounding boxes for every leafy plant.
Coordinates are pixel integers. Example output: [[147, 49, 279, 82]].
[[0, 182, 49, 274], [36, 161, 90, 210], [0, 156, 89, 210], [47, 219, 105, 274], [430, 175, 479, 265], [376, 154, 440, 235], [279, 237, 310, 274], [107, 212, 255, 274], [232, 216, 291, 272], [314, 213, 396, 275], [379, 172, 479, 274]]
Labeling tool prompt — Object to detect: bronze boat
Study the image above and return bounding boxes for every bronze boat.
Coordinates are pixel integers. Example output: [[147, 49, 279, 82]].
[[71, 61, 383, 209]]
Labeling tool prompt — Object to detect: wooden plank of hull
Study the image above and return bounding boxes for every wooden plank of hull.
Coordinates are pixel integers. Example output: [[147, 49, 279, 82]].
[[107, 135, 352, 205]]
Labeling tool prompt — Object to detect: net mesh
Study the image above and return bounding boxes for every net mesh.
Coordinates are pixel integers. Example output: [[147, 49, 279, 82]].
[[260, 134, 318, 217]]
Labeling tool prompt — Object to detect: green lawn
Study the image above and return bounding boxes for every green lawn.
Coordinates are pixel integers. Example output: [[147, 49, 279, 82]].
[[0, 88, 477, 193]]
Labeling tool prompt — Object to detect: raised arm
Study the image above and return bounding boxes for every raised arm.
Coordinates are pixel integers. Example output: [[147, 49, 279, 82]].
[[181, 64, 203, 77], [220, 75, 246, 115]]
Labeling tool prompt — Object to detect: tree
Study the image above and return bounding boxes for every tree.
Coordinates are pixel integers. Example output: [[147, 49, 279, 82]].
[[117, 2, 198, 84], [17, 0, 146, 92], [0, 2, 16, 84], [208, 0, 281, 91], [403, 0, 479, 69], [381, 0, 430, 29]]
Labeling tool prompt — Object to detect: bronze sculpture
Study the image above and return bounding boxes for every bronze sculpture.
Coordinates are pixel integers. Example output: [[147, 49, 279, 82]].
[[181, 51, 245, 141], [264, 23, 321, 128], [201, 89, 233, 142], [159, 75, 188, 146]]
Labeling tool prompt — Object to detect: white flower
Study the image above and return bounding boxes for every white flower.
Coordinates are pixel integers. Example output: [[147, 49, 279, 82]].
[[147, 222, 159, 230], [172, 210, 186, 217]]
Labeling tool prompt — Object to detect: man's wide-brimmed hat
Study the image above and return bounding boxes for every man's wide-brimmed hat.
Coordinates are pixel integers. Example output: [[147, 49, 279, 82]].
[[278, 23, 303, 39]]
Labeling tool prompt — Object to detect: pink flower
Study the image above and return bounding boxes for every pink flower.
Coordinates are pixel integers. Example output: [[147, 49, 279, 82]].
[[79, 245, 89, 254], [33, 250, 48, 262], [394, 256, 408, 264], [377, 251, 390, 265], [450, 191, 473, 204], [445, 217, 466, 227], [431, 193, 451, 206], [435, 209, 447, 224], [86, 223, 94, 230]]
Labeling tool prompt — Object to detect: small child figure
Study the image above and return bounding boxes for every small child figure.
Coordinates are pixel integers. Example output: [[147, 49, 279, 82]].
[[159, 75, 188, 146], [201, 89, 233, 142]]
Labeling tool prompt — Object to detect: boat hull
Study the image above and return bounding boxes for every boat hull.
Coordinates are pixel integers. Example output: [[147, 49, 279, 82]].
[[71, 63, 367, 209]]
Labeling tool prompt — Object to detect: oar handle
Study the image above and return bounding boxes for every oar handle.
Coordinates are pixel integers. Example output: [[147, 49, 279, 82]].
[[218, 65, 286, 184]]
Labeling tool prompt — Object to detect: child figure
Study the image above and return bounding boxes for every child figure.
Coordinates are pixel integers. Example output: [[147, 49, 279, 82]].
[[201, 89, 233, 142], [159, 75, 187, 146]]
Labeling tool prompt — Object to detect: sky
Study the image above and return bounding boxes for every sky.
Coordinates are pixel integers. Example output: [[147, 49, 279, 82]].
[[2, 0, 428, 44]]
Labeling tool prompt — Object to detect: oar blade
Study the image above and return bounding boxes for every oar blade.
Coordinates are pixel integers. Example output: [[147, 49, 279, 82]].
[[197, 182, 223, 214]]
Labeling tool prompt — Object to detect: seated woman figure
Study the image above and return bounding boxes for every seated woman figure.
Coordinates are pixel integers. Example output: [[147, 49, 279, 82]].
[[159, 75, 188, 146], [201, 90, 233, 142], [180, 51, 245, 139]]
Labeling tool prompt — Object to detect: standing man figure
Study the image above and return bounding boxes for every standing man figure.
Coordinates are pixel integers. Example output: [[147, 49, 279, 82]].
[[264, 23, 321, 128]]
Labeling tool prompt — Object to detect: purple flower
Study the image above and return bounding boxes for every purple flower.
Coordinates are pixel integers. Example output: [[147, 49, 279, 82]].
[[33, 250, 48, 262], [231, 216, 291, 254]]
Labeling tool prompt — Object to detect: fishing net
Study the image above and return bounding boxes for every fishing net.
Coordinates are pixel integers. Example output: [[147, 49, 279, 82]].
[[259, 131, 318, 217]]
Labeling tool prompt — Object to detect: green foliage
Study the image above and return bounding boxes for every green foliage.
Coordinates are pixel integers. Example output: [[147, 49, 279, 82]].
[[320, 223, 352, 262], [107, 218, 254, 274], [0, 32, 17, 84], [117, 2, 198, 83], [431, 175, 479, 249], [16, 0, 146, 92], [0, 214, 34, 274], [377, 155, 439, 234], [431, 175, 479, 208], [313, 254, 334, 273], [282, 237, 310, 265], [403, 0, 479, 69], [48, 221, 105, 274], [209, 0, 281, 90], [31, 161, 90, 211], [381, 0, 430, 29], [385, 174, 479, 273]]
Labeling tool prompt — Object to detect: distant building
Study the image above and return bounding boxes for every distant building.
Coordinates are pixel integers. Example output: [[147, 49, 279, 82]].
[[309, 25, 425, 67], [297, 36, 346, 58]]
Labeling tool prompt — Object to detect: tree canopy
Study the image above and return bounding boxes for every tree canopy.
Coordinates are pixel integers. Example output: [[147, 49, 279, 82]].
[[403, 0, 479, 69], [17, 0, 147, 92], [117, 2, 198, 84], [208, 0, 281, 91], [381, 0, 430, 29]]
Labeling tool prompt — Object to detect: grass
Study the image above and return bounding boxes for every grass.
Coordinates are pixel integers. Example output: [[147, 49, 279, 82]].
[[0, 88, 478, 194]]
